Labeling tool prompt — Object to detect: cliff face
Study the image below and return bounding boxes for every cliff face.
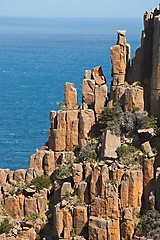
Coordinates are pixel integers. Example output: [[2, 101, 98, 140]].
[[130, 8, 160, 120], [1, 6, 160, 240]]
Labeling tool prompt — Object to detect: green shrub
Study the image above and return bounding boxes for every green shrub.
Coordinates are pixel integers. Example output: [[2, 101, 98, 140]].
[[0, 219, 13, 234], [137, 115, 158, 130], [135, 215, 148, 236], [72, 144, 81, 157], [55, 164, 72, 180], [47, 213, 53, 221], [24, 213, 38, 222], [79, 139, 98, 163], [116, 145, 142, 165], [91, 103, 158, 138], [99, 102, 124, 135], [30, 176, 51, 191]]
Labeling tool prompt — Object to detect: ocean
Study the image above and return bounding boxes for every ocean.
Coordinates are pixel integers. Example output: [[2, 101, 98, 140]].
[[0, 17, 143, 170]]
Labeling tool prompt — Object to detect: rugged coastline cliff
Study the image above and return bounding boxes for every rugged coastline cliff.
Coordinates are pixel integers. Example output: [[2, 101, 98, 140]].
[[0, 7, 160, 240]]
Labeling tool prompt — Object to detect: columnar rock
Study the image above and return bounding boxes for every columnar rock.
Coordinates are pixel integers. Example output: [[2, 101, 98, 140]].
[[120, 169, 143, 212], [100, 164, 109, 198], [90, 197, 106, 218], [48, 110, 66, 151], [78, 181, 89, 204], [63, 208, 73, 239], [128, 170, 143, 208], [94, 84, 107, 118], [110, 30, 130, 86], [90, 168, 101, 201], [72, 164, 83, 189], [30, 150, 46, 173], [82, 66, 107, 117], [82, 79, 95, 108], [4, 195, 25, 219], [25, 197, 38, 217], [124, 86, 144, 112], [156, 167, 160, 211], [64, 82, 78, 110], [110, 85, 144, 112], [30, 150, 55, 176], [105, 183, 120, 240], [73, 206, 88, 236], [48, 128, 65, 151], [79, 109, 95, 146], [143, 157, 155, 210], [110, 85, 126, 105], [150, 15, 160, 119], [54, 203, 63, 239], [89, 216, 107, 240], [0, 169, 9, 185], [130, 8, 160, 118], [121, 208, 135, 240], [43, 151, 55, 176], [66, 110, 79, 151]]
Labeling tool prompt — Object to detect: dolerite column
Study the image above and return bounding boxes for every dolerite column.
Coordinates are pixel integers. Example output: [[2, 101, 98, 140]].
[[150, 15, 160, 120]]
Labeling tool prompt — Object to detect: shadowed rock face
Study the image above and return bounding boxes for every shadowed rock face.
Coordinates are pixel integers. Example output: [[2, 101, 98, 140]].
[[130, 8, 160, 120]]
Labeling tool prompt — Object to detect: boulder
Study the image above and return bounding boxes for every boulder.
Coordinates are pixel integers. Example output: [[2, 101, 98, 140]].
[[25, 168, 34, 183], [141, 141, 155, 158], [13, 169, 26, 183], [101, 130, 121, 159], [61, 182, 72, 199], [92, 66, 106, 85]]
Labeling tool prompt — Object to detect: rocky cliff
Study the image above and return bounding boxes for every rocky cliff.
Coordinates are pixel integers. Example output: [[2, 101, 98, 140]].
[[1, 6, 160, 240]]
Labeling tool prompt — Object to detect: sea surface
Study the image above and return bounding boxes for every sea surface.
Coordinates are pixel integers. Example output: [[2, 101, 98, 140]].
[[0, 17, 143, 170]]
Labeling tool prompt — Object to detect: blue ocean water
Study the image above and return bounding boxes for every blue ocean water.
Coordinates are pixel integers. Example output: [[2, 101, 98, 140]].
[[0, 17, 142, 170]]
